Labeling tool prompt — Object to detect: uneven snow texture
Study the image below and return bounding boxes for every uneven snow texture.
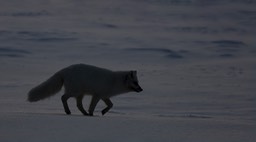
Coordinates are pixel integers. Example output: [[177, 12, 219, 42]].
[[0, 0, 255, 142]]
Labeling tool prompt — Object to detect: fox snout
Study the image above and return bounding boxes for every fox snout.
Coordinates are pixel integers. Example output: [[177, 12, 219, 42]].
[[135, 86, 143, 92], [131, 82, 143, 92]]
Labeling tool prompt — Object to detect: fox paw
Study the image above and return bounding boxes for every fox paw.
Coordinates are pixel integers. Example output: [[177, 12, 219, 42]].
[[102, 110, 107, 115], [65, 110, 71, 115]]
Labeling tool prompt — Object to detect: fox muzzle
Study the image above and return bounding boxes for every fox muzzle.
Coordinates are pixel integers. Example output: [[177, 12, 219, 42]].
[[134, 86, 143, 92]]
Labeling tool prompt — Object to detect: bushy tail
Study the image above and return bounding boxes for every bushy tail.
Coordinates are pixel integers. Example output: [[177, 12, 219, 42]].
[[28, 72, 63, 102]]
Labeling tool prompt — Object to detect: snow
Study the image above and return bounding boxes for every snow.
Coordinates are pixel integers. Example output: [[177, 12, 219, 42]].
[[0, 0, 256, 141]]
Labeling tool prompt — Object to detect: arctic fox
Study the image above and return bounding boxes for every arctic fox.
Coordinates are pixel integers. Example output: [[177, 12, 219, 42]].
[[28, 64, 143, 116]]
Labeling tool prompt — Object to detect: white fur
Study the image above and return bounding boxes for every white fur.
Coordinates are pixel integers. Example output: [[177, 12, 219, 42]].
[[28, 64, 143, 116]]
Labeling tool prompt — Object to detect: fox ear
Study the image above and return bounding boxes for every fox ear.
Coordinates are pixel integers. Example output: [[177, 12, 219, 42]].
[[129, 71, 137, 79], [130, 71, 136, 77], [125, 72, 131, 82], [130, 70, 137, 74]]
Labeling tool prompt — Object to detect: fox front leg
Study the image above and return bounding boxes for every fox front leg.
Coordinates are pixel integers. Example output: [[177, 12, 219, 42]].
[[88, 96, 100, 116], [102, 98, 113, 115], [76, 95, 88, 116]]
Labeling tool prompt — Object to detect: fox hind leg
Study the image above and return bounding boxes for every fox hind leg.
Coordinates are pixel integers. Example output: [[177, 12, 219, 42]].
[[101, 98, 113, 115], [76, 95, 88, 116], [61, 94, 71, 115]]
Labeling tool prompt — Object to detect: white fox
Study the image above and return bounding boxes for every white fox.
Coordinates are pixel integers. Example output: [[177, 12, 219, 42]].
[[28, 64, 143, 116]]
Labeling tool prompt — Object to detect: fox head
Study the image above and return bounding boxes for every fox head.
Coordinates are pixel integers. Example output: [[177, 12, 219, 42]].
[[125, 71, 143, 92]]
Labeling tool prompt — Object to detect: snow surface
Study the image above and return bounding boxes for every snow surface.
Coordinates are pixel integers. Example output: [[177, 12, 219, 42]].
[[0, 0, 256, 141]]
